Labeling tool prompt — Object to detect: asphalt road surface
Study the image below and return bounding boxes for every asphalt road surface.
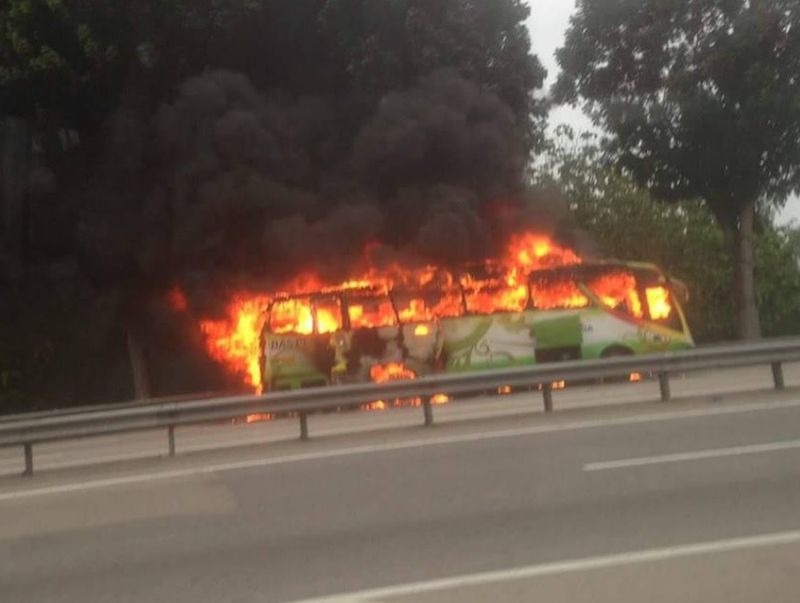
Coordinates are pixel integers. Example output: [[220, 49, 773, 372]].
[[2, 387, 800, 602], [1, 362, 798, 477]]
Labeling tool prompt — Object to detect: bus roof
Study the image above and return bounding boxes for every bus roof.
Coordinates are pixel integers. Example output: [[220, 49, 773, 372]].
[[268, 285, 389, 305], [529, 260, 665, 278]]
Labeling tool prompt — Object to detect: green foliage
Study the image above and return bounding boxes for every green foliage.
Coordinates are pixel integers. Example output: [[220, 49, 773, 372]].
[[555, 0, 800, 220], [539, 128, 800, 342], [0, 0, 123, 131], [0, 0, 271, 138], [555, 1, 800, 338], [754, 220, 800, 337], [320, 0, 547, 151], [0, 277, 132, 413], [0, 0, 548, 410]]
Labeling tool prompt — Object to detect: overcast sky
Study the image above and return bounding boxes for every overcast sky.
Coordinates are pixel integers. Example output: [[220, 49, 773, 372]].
[[525, 0, 800, 224]]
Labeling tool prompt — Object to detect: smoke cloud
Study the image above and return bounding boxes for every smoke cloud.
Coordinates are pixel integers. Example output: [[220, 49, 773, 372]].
[[130, 68, 567, 316]]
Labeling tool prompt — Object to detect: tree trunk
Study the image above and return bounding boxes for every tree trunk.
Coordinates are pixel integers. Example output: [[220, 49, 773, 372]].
[[127, 329, 152, 400], [734, 200, 761, 340], [1, 117, 31, 266]]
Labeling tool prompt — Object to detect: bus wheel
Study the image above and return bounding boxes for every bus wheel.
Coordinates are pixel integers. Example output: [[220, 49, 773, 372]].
[[600, 346, 633, 383]]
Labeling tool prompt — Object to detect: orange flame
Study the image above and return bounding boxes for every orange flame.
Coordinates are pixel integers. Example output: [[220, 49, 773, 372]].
[[507, 233, 581, 270], [199, 295, 270, 391], [178, 231, 674, 393], [245, 413, 273, 424], [166, 285, 188, 311], [370, 362, 417, 383], [646, 286, 672, 320], [589, 272, 643, 318]]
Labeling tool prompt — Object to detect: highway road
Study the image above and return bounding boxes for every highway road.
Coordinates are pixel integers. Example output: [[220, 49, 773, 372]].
[[1, 381, 800, 601], [1, 362, 798, 476]]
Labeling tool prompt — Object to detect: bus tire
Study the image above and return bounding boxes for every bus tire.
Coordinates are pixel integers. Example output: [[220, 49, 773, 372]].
[[600, 346, 633, 383]]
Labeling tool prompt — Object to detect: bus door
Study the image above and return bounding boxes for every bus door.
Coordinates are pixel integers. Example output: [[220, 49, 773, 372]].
[[439, 275, 536, 371], [528, 271, 587, 363], [578, 266, 693, 356], [340, 292, 402, 381], [635, 271, 694, 347], [262, 295, 342, 390], [390, 288, 448, 375]]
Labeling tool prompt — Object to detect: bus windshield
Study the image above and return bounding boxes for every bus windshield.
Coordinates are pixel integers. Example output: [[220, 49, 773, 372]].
[[579, 265, 681, 328], [392, 287, 463, 321], [460, 264, 528, 314], [268, 295, 343, 335], [530, 271, 589, 310], [583, 269, 644, 319]]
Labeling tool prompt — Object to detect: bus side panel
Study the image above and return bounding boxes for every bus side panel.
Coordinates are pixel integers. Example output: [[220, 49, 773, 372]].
[[530, 313, 583, 363], [400, 322, 442, 376], [338, 325, 402, 382], [578, 309, 694, 360], [440, 314, 536, 372], [336, 324, 440, 381], [263, 334, 333, 390], [440, 308, 695, 373]]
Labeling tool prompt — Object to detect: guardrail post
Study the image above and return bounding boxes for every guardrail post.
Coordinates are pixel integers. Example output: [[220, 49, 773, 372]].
[[167, 425, 176, 457], [658, 372, 671, 401], [299, 413, 309, 441], [423, 398, 434, 427], [23, 443, 33, 477], [771, 362, 785, 390], [542, 384, 553, 413]]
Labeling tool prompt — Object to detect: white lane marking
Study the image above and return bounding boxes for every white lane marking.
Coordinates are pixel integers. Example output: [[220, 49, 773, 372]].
[[0, 436, 295, 477], [584, 438, 800, 471], [286, 529, 800, 602], [2, 397, 800, 502], [12, 393, 800, 463]]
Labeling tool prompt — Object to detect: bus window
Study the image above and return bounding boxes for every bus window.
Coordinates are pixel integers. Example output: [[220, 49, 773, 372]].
[[635, 269, 683, 330], [270, 297, 314, 334], [313, 296, 343, 334], [462, 279, 528, 314], [584, 270, 644, 319], [393, 287, 464, 321], [530, 273, 588, 310], [645, 286, 672, 320], [347, 294, 397, 329]]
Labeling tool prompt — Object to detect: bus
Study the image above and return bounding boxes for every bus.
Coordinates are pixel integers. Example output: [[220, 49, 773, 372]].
[[259, 261, 693, 390], [261, 287, 441, 391], [436, 261, 692, 373]]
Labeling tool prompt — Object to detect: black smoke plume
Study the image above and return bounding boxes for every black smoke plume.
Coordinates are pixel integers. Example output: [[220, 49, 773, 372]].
[[131, 68, 567, 317]]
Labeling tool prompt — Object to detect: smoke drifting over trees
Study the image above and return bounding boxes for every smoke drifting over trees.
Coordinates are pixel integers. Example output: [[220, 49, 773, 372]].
[[141, 68, 535, 305], [1, 0, 553, 407]]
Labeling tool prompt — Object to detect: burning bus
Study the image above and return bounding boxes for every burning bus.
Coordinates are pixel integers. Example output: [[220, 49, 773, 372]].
[[196, 233, 694, 393], [257, 260, 692, 391], [437, 260, 692, 374], [261, 286, 441, 391]]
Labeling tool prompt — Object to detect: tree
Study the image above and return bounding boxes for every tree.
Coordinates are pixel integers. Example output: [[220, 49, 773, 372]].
[[0, 0, 270, 400], [537, 127, 800, 343], [319, 0, 547, 152], [2, 1, 550, 409], [0, 0, 124, 138], [555, 0, 800, 339]]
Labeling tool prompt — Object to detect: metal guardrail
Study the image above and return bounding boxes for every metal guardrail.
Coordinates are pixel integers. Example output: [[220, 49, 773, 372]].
[[0, 391, 223, 424], [3, 336, 800, 476]]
